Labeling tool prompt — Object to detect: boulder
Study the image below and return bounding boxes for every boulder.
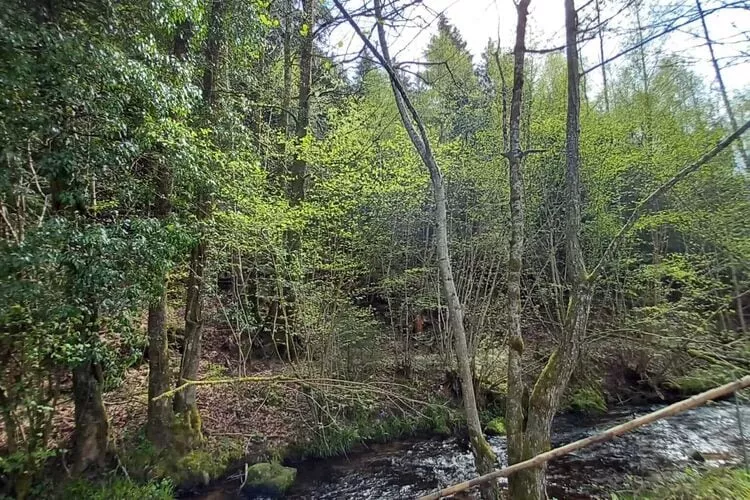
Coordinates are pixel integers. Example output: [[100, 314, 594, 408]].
[[485, 417, 506, 436], [242, 462, 297, 496]]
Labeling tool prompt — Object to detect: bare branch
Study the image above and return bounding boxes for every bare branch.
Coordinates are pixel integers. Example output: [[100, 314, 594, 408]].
[[589, 119, 750, 280]]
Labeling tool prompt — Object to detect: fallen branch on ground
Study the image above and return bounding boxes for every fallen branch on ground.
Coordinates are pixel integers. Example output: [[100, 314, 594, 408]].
[[152, 374, 431, 409], [153, 374, 297, 401], [418, 375, 750, 500]]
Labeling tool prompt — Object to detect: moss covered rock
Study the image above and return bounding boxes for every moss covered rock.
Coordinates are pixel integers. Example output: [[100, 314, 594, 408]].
[[485, 417, 506, 436], [243, 462, 297, 496], [667, 366, 735, 395], [569, 386, 607, 414]]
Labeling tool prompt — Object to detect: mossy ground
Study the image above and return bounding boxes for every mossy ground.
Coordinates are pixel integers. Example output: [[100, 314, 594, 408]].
[[612, 467, 750, 499], [243, 462, 297, 495], [568, 385, 607, 414], [289, 402, 462, 459], [117, 428, 245, 488], [484, 417, 506, 435], [667, 365, 739, 395]]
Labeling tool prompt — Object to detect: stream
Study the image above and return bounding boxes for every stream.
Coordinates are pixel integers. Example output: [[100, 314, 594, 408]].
[[195, 401, 749, 499]]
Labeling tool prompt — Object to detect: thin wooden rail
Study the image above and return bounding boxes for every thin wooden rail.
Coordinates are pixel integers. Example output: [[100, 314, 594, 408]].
[[419, 375, 750, 500]]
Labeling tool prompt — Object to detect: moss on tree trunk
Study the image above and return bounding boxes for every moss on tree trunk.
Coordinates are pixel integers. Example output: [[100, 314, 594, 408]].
[[173, 404, 203, 452]]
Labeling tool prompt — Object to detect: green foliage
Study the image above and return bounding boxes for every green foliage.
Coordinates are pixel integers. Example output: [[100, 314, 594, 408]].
[[613, 467, 750, 499], [59, 478, 173, 500], [1, 0, 748, 494], [421, 15, 487, 140], [0, 448, 58, 499], [484, 417, 506, 436], [119, 430, 245, 486], [297, 403, 459, 459], [298, 290, 385, 380], [569, 386, 608, 414], [244, 462, 297, 495]]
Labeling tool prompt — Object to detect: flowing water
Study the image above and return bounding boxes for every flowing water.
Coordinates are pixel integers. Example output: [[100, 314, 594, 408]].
[[193, 401, 749, 499]]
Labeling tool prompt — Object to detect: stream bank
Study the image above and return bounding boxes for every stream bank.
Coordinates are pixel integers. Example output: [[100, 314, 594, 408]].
[[186, 401, 749, 499]]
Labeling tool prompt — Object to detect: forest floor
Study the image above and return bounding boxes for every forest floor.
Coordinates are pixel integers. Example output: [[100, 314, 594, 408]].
[[33, 309, 466, 493], [44, 329, 307, 469], [18, 302, 742, 498]]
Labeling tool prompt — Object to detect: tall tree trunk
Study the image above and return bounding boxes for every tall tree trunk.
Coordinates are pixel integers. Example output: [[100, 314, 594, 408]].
[[72, 359, 108, 473], [284, 0, 316, 330], [634, 6, 652, 143], [282, 0, 314, 344], [173, 0, 225, 444], [281, 0, 293, 137], [695, 0, 750, 168], [595, 0, 609, 112], [333, 1, 500, 497], [0, 387, 18, 454], [290, 0, 314, 207], [147, 289, 172, 448], [174, 238, 207, 444], [146, 19, 191, 450], [30, 2, 111, 471], [505, 2, 534, 498], [507, 2, 591, 498]]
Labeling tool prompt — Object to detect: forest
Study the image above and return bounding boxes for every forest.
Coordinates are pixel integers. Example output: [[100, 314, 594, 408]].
[[1, 0, 749, 498]]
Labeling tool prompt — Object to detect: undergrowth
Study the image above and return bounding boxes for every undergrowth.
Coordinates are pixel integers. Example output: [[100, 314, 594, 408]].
[[612, 467, 750, 499], [59, 477, 174, 500], [292, 403, 461, 459], [118, 430, 245, 486], [667, 366, 739, 395], [569, 385, 608, 413]]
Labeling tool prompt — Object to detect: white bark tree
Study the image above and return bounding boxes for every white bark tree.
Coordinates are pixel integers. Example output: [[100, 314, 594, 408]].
[[333, 1, 501, 497]]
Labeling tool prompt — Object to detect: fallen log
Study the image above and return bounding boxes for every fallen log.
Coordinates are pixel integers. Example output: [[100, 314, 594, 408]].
[[419, 375, 750, 500]]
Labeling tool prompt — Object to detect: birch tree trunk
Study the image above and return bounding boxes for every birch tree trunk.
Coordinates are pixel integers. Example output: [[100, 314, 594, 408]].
[[504, 1, 535, 498], [595, 0, 609, 112], [333, 1, 500, 497], [506, 2, 591, 497], [696, 0, 750, 169]]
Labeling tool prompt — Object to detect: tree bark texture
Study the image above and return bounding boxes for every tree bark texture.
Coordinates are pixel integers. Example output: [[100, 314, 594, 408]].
[[506, 2, 591, 497], [174, 0, 225, 444], [174, 238, 206, 443], [72, 360, 108, 473], [595, 0, 609, 112], [146, 18, 191, 449], [332, 1, 500, 497], [290, 0, 314, 207], [504, 1, 534, 498], [147, 290, 173, 449]]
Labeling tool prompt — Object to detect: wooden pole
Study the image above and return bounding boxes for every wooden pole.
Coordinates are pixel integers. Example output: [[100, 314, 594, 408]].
[[419, 375, 750, 500]]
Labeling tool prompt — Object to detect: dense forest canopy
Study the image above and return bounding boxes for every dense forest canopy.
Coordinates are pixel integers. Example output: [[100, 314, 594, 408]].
[[0, 0, 749, 498]]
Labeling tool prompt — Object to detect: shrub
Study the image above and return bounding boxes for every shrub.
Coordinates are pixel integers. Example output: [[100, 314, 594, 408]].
[[60, 478, 173, 500]]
